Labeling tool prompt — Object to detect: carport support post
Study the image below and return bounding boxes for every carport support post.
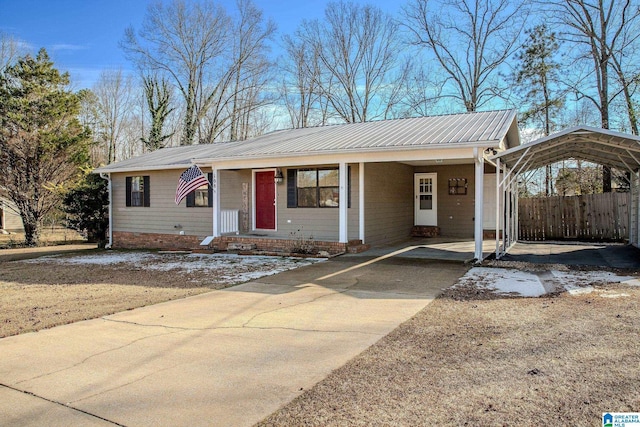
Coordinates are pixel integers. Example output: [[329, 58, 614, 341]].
[[474, 148, 484, 261], [212, 167, 221, 238], [339, 162, 348, 243], [359, 162, 365, 243], [495, 158, 501, 258]]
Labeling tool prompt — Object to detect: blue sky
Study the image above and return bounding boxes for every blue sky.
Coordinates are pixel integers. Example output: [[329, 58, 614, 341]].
[[0, 0, 402, 89]]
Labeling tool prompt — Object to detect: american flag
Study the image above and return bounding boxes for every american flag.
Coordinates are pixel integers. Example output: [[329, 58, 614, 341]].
[[175, 165, 210, 205]]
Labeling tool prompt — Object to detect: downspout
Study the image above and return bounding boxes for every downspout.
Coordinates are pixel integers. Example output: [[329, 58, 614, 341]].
[[99, 172, 113, 249]]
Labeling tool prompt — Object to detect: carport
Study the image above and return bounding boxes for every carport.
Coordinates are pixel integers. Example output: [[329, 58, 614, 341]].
[[489, 126, 640, 258]]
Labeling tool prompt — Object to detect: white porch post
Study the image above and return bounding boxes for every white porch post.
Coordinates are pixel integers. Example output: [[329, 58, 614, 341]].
[[506, 175, 512, 247], [339, 162, 348, 244], [212, 166, 221, 238], [632, 172, 639, 246], [474, 148, 484, 261], [495, 158, 501, 258], [359, 162, 365, 243]]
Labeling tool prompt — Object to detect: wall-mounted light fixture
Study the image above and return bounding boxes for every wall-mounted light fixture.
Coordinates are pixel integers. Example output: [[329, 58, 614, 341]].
[[274, 168, 284, 184], [484, 148, 498, 155]]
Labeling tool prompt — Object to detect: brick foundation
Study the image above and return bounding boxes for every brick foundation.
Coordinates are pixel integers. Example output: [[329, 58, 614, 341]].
[[113, 231, 202, 251], [482, 230, 503, 239], [212, 236, 347, 254], [112, 231, 352, 254], [411, 226, 440, 237]]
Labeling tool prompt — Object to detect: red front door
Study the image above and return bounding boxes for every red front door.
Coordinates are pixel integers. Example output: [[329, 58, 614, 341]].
[[255, 171, 276, 229]]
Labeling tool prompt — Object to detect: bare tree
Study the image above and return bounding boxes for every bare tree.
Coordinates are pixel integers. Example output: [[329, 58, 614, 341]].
[[140, 75, 175, 151], [403, 0, 529, 112], [0, 31, 21, 71], [551, 0, 640, 190], [294, 1, 406, 123], [397, 64, 445, 117], [77, 89, 103, 166], [199, 0, 275, 142], [92, 69, 134, 163], [227, 0, 276, 141], [123, 0, 276, 144], [122, 0, 231, 145], [280, 33, 324, 128]]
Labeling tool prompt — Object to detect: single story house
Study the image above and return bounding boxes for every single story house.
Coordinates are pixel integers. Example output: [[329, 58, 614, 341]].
[[94, 110, 521, 259]]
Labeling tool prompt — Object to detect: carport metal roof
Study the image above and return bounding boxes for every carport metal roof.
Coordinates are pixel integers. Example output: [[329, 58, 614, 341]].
[[490, 126, 640, 174], [487, 125, 640, 259]]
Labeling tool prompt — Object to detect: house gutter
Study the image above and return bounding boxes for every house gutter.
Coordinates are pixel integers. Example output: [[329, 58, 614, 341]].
[[99, 172, 113, 249]]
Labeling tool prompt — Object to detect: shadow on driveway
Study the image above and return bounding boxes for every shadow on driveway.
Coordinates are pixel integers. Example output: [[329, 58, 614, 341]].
[[500, 241, 640, 269]]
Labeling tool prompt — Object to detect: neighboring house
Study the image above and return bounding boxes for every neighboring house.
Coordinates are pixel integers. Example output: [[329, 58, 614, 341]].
[[0, 196, 24, 233], [94, 110, 520, 258]]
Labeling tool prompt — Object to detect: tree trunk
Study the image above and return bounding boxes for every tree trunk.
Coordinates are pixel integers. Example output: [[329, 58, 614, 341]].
[[22, 217, 40, 247]]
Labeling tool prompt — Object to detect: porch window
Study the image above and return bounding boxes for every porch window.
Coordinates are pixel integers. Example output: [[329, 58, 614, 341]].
[[126, 176, 150, 207], [186, 172, 213, 207], [287, 167, 350, 208]]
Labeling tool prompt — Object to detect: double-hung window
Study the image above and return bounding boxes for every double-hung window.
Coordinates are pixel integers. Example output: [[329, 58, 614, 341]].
[[287, 168, 349, 208], [186, 173, 213, 207], [125, 176, 150, 207]]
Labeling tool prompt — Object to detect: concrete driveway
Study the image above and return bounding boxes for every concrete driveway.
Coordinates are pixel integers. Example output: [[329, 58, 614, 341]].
[[0, 253, 466, 427]]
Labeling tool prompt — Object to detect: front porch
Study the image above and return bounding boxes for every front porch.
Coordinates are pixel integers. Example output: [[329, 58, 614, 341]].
[[204, 158, 499, 261], [343, 238, 497, 263]]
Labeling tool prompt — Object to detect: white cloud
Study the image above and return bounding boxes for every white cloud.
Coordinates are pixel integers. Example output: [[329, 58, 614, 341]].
[[51, 43, 87, 52]]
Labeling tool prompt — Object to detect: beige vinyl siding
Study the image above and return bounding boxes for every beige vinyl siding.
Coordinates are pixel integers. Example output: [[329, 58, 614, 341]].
[[274, 165, 360, 241], [414, 164, 476, 238], [1, 199, 24, 232], [364, 163, 414, 246], [112, 167, 358, 242], [220, 170, 251, 233], [112, 170, 213, 237]]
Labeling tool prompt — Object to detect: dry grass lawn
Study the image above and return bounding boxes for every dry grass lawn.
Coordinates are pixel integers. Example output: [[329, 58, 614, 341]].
[[0, 247, 319, 338], [0, 227, 84, 248], [259, 280, 640, 426], [0, 252, 219, 337]]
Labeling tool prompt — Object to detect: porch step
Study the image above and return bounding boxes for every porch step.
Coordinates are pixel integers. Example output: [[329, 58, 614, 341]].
[[411, 226, 440, 238], [227, 242, 257, 251], [347, 240, 370, 254]]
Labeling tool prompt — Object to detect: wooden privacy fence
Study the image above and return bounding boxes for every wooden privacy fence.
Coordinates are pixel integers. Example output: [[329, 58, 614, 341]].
[[519, 193, 630, 241]]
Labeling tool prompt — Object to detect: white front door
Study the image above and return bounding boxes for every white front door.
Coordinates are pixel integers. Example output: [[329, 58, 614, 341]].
[[415, 173, 437, 226]]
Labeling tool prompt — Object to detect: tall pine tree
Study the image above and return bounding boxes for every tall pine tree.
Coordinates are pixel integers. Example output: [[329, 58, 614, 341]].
[[0, 49, 90, 246], [515, 25, 564, 195]]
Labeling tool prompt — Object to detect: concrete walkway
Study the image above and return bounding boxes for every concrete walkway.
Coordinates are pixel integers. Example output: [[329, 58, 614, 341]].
[[0, 254, 466, 427]]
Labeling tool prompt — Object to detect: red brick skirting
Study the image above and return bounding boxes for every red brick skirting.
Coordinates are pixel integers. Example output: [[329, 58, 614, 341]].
[[113, 231, 201, 251], [411, 226, 440, 237], [112, 231, 351, 254], [212, 236, 347, 254], [482, 230, 503, 239]]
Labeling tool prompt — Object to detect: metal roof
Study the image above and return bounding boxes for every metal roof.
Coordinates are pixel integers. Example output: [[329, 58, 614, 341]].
[[95, 110, 519, 173], [492, 126, 640, 174]]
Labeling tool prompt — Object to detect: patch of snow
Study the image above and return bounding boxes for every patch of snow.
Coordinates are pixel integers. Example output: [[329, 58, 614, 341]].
[[598, 292, 630, 298], [457, 267, 547, 297], [622, 278, 640, 287], [19, 251, 324, 285], [564, 284, 595, 296], [455, 267, 636, 298], [21, 252, 157, 265]]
